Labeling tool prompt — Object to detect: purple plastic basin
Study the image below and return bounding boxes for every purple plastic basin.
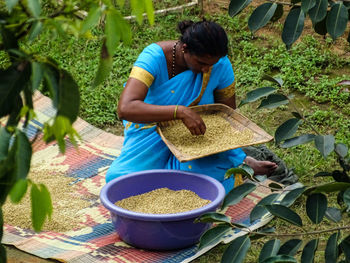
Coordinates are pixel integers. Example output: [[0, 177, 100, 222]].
[[100, 169, 225, 250]]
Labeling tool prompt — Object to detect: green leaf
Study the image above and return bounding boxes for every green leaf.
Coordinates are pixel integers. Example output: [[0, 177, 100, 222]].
[[250, 193, 279, 223], [265, 204, 303, 227], [80, 4, 102, 34], [93, 43, 113, 87], [275, 118, 303, 145], [339, 235, 350, 262], [0, 24, 18, 51], [269, 182, 283, 190], [325, 232, 339, 263], [258, 94, 289, 109], [28, 21, 43, 42], [40, 183, 53, 218], [343, 188, 350, 209], [225, 164, 254, 180], [326, 2, 348, 40], [281, 134, 315, 148], [222, 183, 256, 209], [262, 74, 283, 86], [31, 62, 43, 91], [271, 4, 284, 22], [229, 0, 252, 17], [282, 7, 305, 49], [261, 255, 297, 263], [278, 239, 302, 256], [314, 135, 335, 159], [248, 3, 277, 33], [144, 0, 154, 25], [291, 112, 302, 119], [43, 63, 59, 107], [306, 193, 327, 224], [27, 0, 41, 18], [0, 127, 11, 161], [14, 130, 32, 180], [222, 235, 250, 263], [308, 182, 350, 194], [195, 212, 231, 224], [57, 69, 80, 123], [105, 8, 122, 56], [5, 0, 19, 12], [325, 207, 342, 223], [130, 0, 144, 24], [313, 15, 327, 35], [9, 179, 28, 203], [0, 243, 6, 263], [259, 239, 281, 262], [309, 0, 328, 24], [301, 0, 316, 13], [280, 187, 306, 206], [239, 87, 276, 107], [301, 239, 318, 263], [335, 143, 348, 158], [314, 171, 332, 177], [198, 225, 232, 250], [31, 183, 53, 231], [116, 0, 125, 7]]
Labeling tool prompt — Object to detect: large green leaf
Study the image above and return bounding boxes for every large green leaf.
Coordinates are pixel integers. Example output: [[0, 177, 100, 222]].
[[258, 94, 289, 109], [261, 255, 297, 263], [57, 69, 80, 123], [224, 164, 254, 180], [309, 0, 328, 24], [195, 212, 231, 224], [0, 127, 11, 161], [105, 8, 122, 56], [259, 239, 281, 262], [325, 207, 342, 223], [27, 0, 41, 18], [80, 4, 102, 34], [239, 87, 276, 107], [130, 0, 144, 24], [5, 0, 19, 12], [31, 62, 43, 91], [306, 193, 327, 224], [229, 0, 252, 17], [339, 235, 350, 262], [248, 3, 277, 33], [43, 63, 59, 107], [198, 225, 232, 250], [250, 193, 279, 223], [313, 14, 327, 35], [326, 2, 348, 40], [222, 183, 256, 209], [301, 239, 318, 263], [335, 143, 348, 158], [144, 0, 154, 25], [301, 0, 316, 13], [93, 42, 113, 87], [14, 130, 32, 180], [262, 74, 283, 86], [271, 4, 284, 22], [343, 188, 350, 209], [281, 134, 315, 148], [308, 182, 350, 194], [325, 232, 339, 263], [28, 21, 43, 42], [282, 7, 305, 49], [31, 183, 53, 231], [9, 179, 28, 203], [222, 235, 250, 263], [265, 204, 303, 227], [280, 187, 305, 206], [278, 239, 302, 256], [314, 135, 335, 159], [275, 118, 303, 145]]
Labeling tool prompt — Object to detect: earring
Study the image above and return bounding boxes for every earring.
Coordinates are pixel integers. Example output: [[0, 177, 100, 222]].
[[182, 50, 184, 53]]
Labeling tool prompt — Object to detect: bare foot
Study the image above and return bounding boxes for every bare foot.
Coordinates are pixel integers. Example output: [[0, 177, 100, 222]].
[[244, 156, 278, 176]]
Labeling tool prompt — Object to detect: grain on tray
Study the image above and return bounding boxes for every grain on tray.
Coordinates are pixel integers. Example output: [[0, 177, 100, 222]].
[[115, 187, 211, 214], [3, 169, 91, 232], [162, 114, 254, 156]]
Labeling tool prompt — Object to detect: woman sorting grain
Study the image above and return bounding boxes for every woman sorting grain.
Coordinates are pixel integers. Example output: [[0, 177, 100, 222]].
[[106, 20, 277, 193]]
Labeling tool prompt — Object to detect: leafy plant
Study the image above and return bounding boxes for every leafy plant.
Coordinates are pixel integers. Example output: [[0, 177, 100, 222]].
[[198, 74, 350, 263], [229, 0, 350, 48]]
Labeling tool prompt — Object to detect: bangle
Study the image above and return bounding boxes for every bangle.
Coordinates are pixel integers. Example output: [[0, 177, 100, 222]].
[[174, 105, 179, 119]]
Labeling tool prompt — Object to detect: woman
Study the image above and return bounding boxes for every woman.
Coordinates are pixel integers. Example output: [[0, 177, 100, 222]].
[[106, 20, 277, 193]]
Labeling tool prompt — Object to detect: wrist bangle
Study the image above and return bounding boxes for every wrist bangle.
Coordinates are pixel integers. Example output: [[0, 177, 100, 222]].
[[174, 105, 179, 119]]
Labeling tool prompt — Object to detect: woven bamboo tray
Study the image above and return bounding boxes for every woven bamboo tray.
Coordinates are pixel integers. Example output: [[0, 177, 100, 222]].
[[156, 103, 273, 162]]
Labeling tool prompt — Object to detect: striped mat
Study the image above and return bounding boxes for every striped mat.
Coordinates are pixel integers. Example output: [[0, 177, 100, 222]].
[[2, 92, 290, 262]]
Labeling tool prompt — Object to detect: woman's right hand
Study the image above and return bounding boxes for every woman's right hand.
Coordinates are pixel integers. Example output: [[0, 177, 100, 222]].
[[177, 106, 206, 135]]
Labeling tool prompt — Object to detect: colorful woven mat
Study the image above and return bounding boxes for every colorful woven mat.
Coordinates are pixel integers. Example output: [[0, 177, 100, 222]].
[[2, 92, 299, 262]]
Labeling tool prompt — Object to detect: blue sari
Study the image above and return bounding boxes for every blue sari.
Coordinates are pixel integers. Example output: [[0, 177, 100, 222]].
[[106, 43, 246, 193]]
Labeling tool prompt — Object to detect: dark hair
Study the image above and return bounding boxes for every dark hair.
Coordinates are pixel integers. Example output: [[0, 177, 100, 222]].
[[178, 20, 228, 57]]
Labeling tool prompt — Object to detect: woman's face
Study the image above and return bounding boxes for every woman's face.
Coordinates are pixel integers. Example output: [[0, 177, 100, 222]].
[[183, 52, 221, 74]]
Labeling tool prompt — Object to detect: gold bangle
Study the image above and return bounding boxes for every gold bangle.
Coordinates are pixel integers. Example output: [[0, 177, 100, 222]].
[[174, 105, 179, 119]]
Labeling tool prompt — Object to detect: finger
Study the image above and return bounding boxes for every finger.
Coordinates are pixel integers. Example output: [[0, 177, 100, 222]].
[[199, 122, 206, 135], [194, 127, 202, 136]]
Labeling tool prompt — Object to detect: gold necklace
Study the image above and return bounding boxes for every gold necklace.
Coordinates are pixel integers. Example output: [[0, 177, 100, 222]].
[[172, 41, 179, 77]]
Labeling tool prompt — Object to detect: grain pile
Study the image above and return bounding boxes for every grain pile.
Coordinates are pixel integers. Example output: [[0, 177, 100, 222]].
[[3, 170, 91, 232], [162, 114, 254, 156], [115, 188, 211, 214]]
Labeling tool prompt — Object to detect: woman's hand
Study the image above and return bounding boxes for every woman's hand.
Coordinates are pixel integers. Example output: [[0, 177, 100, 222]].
[[177, 106, 206, 135]]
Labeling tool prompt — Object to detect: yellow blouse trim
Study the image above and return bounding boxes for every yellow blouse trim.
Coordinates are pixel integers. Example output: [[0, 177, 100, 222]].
[[234, 173, 244, 187], [189, 67, 213, 106], [214, 82, 235, 101], [129, 66, 154, 88]]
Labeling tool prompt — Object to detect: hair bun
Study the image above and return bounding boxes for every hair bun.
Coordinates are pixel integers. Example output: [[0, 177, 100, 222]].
[[177, 20, 194, 35]]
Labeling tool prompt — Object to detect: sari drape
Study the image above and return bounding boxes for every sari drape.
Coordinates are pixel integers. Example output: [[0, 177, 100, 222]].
[[106, 43, 246, 193]]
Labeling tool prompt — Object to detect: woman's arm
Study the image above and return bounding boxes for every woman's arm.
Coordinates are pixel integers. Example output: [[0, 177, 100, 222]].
[[118, 78, 206, 135]]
